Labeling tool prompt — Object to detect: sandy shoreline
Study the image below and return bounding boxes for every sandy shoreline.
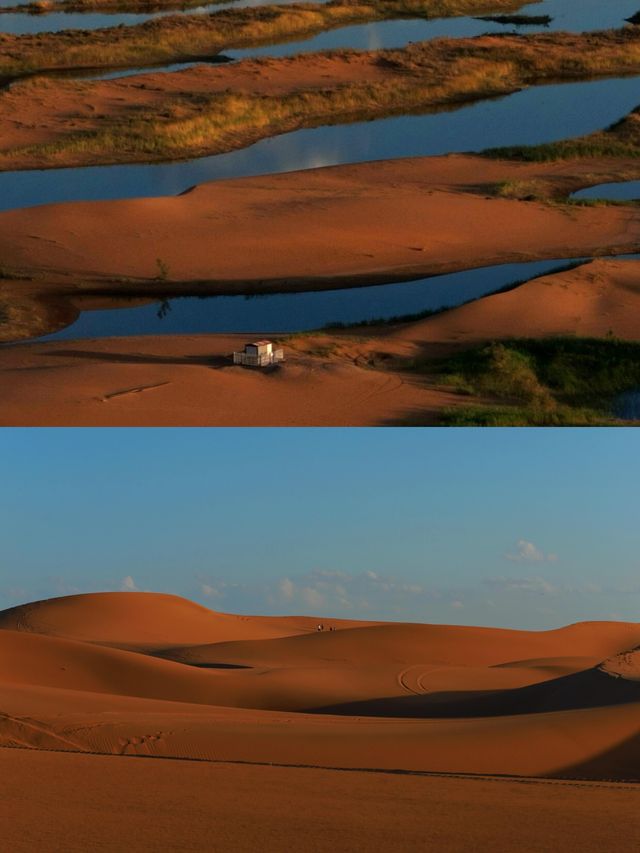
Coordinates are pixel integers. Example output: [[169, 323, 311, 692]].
[[3, 255, 640, 425], [2, 154, 640, 292]]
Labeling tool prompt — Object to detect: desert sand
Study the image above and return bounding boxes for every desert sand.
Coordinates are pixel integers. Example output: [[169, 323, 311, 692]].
[[3, 749, 638, 853], [0, 591, 639, 850], [4, 258, 640, 426], [2, 150, 640, 425], [2, 155, 639, 289], [392, 257, 640, 345], [0, 332, 466, 426]]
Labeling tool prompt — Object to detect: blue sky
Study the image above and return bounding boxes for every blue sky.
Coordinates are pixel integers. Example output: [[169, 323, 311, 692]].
[[1, 428, 638, 628]]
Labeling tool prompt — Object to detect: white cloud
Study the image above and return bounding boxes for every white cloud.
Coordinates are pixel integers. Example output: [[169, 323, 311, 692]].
[[505, 540, 558, 563], [120, 575, 138, 592], [485, 576, 558, 596], [300, 587, 326, 609], [193, 568, 437, 619], [278, 577, 295, 601]]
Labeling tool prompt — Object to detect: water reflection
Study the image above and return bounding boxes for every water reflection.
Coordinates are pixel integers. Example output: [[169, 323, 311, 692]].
[[573, 180, 640, 201], [37, 257, 640, 341], [2, 75, 639, 212], [34, 260, 579, 341], [227, 0, 640, 61], [613, 388, 640, 420]]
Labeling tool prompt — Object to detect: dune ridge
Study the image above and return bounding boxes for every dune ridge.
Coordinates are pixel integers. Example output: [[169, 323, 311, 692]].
[[0, 592, 639, 782]]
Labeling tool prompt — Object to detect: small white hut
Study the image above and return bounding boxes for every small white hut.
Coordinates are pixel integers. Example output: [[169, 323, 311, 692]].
[[233, 340, 284, 368]]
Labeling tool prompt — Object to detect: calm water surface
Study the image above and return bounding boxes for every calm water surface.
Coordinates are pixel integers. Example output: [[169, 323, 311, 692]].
[[0, 0, 637, 38], [2, 76, 640, 212], [33, 256, 640, 340], [613, 389, 640, 420], [34, 259, 588, 340], [573, 180, 640, 201]]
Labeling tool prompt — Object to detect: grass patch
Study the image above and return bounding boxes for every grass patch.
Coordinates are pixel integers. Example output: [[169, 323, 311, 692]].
[[440, 403, 606, 425], [424, 337, 640, 424]]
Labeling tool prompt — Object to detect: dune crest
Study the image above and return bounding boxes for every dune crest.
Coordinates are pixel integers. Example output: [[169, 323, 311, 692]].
[[1, 592, 639, 782], [0, 591, 321, 648]]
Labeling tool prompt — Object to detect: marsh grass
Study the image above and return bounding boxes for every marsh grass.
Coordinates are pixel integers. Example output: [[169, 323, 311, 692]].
[[0, 0, 533, 78], [6, 27, 640, 169], [484, 107, 640, 162], [440, 403, 606, 425], [428, 337, 640, 424]]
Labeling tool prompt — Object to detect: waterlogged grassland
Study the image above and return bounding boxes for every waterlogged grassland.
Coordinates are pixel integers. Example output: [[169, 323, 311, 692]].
[[4, 28, 640, 170], [486, 101, 640, 163], [0, 0, 534, 78], [428, 338, 640, 425]]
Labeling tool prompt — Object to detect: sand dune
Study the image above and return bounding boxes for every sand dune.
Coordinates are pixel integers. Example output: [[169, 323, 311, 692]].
[[171, 619, 640, 669], [2, 157, 639, 288], [1, 592, 639, 784], [0, 591, 329, 648], [403, 259, 640, 345]]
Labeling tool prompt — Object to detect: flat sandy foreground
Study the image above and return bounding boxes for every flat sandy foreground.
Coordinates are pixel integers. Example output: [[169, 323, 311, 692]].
[[0, 592, 639, 851], [3, 153, 640, 425]]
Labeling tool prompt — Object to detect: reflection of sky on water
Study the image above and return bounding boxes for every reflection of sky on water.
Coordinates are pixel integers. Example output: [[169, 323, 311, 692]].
[[1, 75, 639, 212], [228, 1, 640, 60], [1, 0, 637, 38], [35, 255, 640, 339], [573, 181, 640, 201], [35, 259, 585, 340]]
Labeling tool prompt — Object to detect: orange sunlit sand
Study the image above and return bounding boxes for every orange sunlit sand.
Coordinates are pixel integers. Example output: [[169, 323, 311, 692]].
[[1, 590, 639, 779], [2, 590, 640, 850]]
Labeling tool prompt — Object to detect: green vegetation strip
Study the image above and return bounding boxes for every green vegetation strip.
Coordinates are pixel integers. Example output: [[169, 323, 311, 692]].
[[5, 27, 640, 170], [423, 337, 640, 425]]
